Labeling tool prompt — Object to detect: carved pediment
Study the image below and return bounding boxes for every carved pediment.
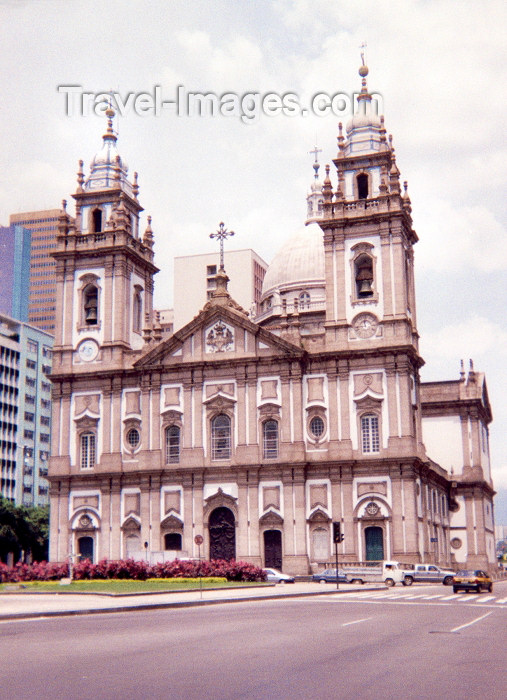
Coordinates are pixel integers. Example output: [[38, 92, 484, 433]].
[[259, 509, 284, 526], [160, 513, 183, 530], [121, 515, 141, 532], [75, 414, 99, 430], [203, 393, 236, 412], [161, 408, 183, 424], [354, 395, 383, 410], [307, 507, 330, 523], [259, 402, 281, 417], [204, 487, 238, 517]]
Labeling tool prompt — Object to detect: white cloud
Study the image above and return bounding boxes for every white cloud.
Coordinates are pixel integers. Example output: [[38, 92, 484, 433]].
[[416, 200, 507, 273]]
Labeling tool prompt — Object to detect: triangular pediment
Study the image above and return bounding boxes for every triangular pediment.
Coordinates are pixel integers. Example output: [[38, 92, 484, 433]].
[[134, 304, 305, 369]]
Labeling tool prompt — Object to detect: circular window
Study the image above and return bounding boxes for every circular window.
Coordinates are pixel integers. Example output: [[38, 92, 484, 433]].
[[450, 537, 462, 550], [310, 416, 325, 438], [126, 428, 140, 449]]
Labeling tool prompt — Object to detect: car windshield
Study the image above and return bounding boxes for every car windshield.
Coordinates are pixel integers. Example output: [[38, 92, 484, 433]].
[[456, 570, 475, 576]]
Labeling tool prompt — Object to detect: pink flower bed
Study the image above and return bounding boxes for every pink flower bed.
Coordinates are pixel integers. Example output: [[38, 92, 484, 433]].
[[0, 558, 267, 583]]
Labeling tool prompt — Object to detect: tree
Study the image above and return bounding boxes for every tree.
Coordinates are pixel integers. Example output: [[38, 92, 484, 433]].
[[0, 498, 49, 563]]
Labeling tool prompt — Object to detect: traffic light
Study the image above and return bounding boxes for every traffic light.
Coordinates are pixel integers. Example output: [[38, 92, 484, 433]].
[[333, 522, 344, 543]]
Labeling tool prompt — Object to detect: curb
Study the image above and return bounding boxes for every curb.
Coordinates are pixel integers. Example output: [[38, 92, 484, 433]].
[[0, 585, 386, 621]]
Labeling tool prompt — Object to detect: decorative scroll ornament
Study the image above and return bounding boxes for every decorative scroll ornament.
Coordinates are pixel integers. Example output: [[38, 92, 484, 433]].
[[206, 321, 234, 353]]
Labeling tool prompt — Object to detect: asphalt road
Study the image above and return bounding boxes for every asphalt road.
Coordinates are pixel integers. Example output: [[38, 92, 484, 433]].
[[1, 582, 506, 700]]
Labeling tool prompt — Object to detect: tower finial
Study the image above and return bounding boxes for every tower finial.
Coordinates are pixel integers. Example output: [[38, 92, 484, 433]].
[[309, 144, 322, 181], [358, 41, 370, 96]]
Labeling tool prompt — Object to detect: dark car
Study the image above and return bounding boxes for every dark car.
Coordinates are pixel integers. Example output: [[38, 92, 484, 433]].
[[452, 570, 493, 593], [263, 568, 295, 583], [312, 568, 348, 584]]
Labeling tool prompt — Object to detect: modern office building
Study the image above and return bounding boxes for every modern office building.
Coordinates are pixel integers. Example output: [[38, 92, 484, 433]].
[[0, 313, 53, 506], [9, 209, 63, 334], [173, 249, 267, 330], [0, 223, 31, 322], [48, 66, 496, 572]]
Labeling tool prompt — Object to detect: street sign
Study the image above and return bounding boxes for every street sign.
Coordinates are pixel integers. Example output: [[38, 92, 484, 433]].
[[430, 537, 438, 542], [194, 534, 203, 545]]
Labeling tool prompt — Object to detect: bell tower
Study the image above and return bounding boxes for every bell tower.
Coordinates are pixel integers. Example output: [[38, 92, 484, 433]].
[[52, 107, 159, 372], [319, 60, 424, 458], [320, 62, 418, 353]]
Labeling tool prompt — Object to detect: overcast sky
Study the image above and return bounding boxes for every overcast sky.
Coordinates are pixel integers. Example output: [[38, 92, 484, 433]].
[[1, 0, 506, 508]]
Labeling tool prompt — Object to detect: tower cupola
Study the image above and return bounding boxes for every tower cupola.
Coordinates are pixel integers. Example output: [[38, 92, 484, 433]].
[[85, 107, 133, 196]]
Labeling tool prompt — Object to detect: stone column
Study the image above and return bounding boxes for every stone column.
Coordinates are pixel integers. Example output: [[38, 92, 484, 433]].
[[110, 477, 122, 558]]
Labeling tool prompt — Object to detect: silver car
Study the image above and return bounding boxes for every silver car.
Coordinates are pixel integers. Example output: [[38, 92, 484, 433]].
[[263, 568, 295, 583]]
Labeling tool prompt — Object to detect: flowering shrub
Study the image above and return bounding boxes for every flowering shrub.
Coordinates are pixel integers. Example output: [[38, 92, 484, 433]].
[[0, 558, 266, 583]]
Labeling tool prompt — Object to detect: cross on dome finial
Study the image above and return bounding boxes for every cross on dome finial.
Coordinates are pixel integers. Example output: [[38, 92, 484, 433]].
[[210, 222, 235, 271], [309, 144, 322, 180]]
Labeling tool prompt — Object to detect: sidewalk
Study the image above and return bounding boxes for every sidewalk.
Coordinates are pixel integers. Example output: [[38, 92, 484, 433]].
[[0, 582, 383, 620]]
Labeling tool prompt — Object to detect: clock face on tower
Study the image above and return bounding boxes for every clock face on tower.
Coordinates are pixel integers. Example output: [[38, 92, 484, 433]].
[[353, 313, 378, 339], [78, 339, 99, 362]]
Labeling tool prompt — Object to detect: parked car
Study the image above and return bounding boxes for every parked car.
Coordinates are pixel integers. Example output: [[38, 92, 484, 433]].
[[312, 568, 348, 584], [452, 570, 493, 594], [263, 568, 295, 583], [411, 564, 456, 585]]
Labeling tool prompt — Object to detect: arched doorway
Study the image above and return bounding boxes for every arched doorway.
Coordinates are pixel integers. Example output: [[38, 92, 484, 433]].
[[264, 530, 282, 569], [78, 536, 94, 562], [365, 526, 384, 561], [209, 507, 235, 560]]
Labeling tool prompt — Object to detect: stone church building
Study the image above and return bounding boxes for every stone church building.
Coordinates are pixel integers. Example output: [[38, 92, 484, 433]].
[[48, 65, 496, 573]]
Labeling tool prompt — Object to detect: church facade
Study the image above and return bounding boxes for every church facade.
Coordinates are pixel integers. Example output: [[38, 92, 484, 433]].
[[48, 67, 496, 573]]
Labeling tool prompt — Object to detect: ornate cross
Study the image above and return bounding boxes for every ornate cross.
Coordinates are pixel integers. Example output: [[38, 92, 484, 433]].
[[360, 41, 367, 66], [210, 222, 235, 271]]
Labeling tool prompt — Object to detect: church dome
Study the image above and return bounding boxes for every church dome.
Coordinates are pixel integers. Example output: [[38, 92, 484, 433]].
[[261, 222, 325, 299]]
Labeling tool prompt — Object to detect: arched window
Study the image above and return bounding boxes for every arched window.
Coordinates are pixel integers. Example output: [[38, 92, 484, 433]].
[[211, 414, 231, 460], [83, 284, 99, 325], [361, 414, 379, 453], [263, 420, 278, 459], [92, 208, 103, 233], [166, 425, 181, 464], [133, 287, 142, 333], [357, 173, 368, 199], [80, 432, 96, 469], [299, 291, 311, 309], [355, 254, 374, 298], [164, 533, 182, 550]]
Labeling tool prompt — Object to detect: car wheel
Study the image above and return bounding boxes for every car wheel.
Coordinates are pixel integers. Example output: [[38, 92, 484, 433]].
[[443, 576, 453, 586], [453, 587, 459, 593], [319, 579, 327, 584], [385, 578, 395, 587], [488, 584, 493, 593], [403, 576, 414, 586], [350, 579, 361, 585], [279, 580, 286, 585]]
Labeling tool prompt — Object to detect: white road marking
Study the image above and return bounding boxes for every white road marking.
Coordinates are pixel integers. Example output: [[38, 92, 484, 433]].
[[342, 617, 372, 627], [496, 597, 507, 604], [474, 596, 496, 603], [440, 595, 459, 600], [450, 611, 493, 633]]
